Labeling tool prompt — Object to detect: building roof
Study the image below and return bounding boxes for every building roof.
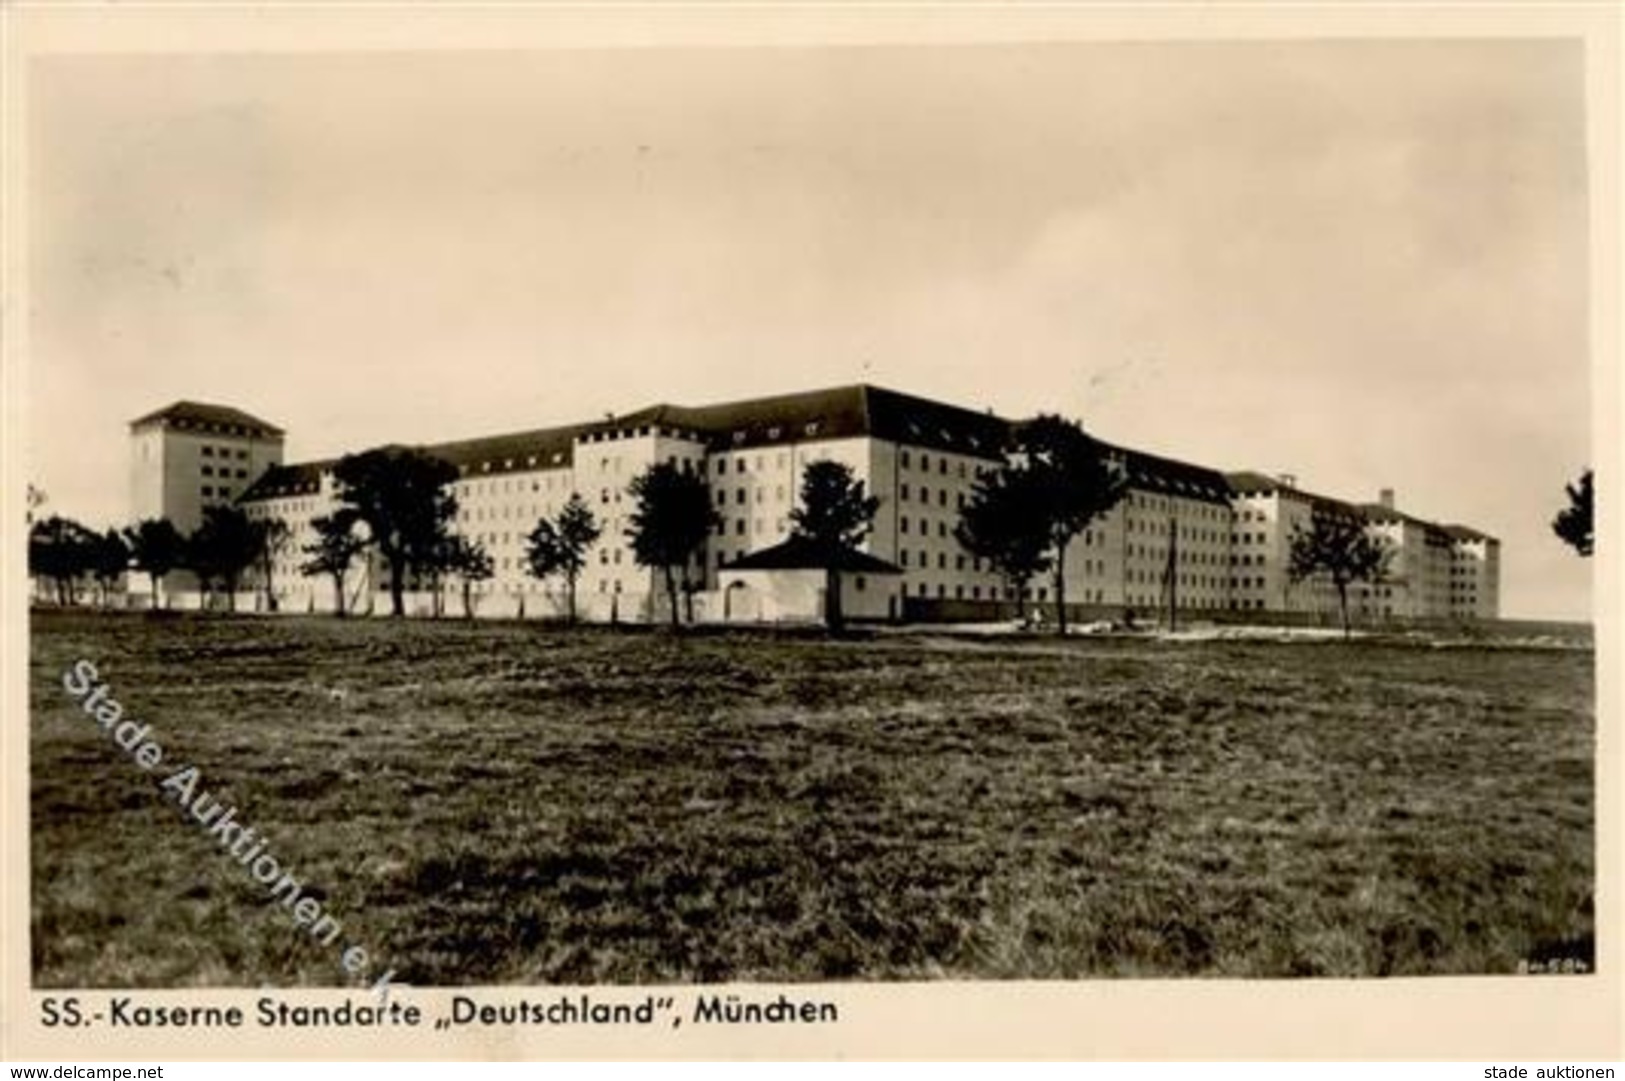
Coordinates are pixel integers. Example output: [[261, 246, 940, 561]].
[[130, 401, 284, 438], [230, 384, 1490, 542], [428, 423, 593, 475], [238, 461, 332, 502], [725, 536, 903, 574], [1224, 470, 1286, 496], [1442, 523, 1497, 543], [599, 384, 1012, 460], [1107, 444, 1232, 505], [1225, 470, 1367, 518], [1359, 502, 1442, 530]]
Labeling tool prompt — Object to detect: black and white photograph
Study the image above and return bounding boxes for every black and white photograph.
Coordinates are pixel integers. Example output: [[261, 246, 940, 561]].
[[5, 4, 1618, 1062]]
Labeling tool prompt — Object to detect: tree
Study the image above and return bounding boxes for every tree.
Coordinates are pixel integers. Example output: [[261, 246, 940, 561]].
[[301, 511, 367, 617], [626, 461, 719, 630], [1014, 415, 1126, 635], [525, 493, 601, 624], [421, 531, 457, 618], [788, 459, 881, 633], [28, 515, 96, 605], [252, 517, 291, 612], [1287, 510, 1392, 638], [1553, 468, 1593, 558], [332, 448, 460, 617], [26, 484, 46, 526], [88, 529, 131, 607], [188, 506, 260, 613], [955, 465, 1053, 623], [442, 534, 494, 619], [124, 518, 186, 610]]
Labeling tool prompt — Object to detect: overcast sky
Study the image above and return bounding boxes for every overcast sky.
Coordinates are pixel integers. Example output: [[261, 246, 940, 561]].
[[26, 40, 1592, 620]]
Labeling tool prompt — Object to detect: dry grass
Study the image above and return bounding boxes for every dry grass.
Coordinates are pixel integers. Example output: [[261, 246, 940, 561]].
[[30, 610, 1594, 986]]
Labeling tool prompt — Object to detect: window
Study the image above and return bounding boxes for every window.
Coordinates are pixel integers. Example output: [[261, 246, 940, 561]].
[[735, 520, 745, 536], [201, 465, 214, 477], [901, 450, 911, 468], [938, 490, 947, 507], [937, 522, 947, 538], [201, 446, 214, 457], [900, 517, 910, 535], [735, 489, 746, 505], [937, 552, 946, 569], [855, 575, 867, 592], [900, 550, 909, 567], [201, 485, 213, 497], [939, 459, 947, 476], [920, 454, 930, 471]]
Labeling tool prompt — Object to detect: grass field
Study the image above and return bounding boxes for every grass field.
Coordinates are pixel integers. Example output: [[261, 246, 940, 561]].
[[30, 610, 1595, 986]]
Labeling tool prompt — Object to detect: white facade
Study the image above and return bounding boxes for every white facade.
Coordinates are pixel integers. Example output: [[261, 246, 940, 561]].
[[199, 384, 1501, 625], [129, 403, 284, 534]]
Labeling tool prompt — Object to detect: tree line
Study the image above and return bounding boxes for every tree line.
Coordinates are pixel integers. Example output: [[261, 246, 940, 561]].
[[36, 425, 1587, 634]]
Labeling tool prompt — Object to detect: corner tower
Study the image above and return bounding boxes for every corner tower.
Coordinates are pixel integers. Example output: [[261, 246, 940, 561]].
[[129, 401, 285, 532]]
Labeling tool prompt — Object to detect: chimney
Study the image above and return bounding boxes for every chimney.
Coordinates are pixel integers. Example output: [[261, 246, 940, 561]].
[[1379, 488, 1395, 510], [1277, 473, 1297, 489]]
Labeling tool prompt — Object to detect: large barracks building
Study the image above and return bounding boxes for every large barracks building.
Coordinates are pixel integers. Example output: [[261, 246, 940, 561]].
[[129, 385, 1500, 624]]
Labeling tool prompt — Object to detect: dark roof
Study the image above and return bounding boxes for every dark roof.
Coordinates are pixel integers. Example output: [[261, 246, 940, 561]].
[[1359, 502, 1432, 528], [1442, 524, 1497, 543], [130, 401, 284, 438], [1225, 471, 1364, 517], [594, 384, 1011, 460], [726, 536, 902, 574], [1106, 443, 1232, 505], [232, 384, 1488, 537], [428, 423, 592, 476], [1225, 470, 1286, 496], [238, 461, 331, 502]]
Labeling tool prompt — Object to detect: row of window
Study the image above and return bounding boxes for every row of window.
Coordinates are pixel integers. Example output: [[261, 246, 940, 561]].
[[898, 449, 980, 479], [898, 484, 963, 509], [200, 445, 250, 461], [717, 486, 790, 507], [713, 452, 793, 475], [200, 465, 249, 480]]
